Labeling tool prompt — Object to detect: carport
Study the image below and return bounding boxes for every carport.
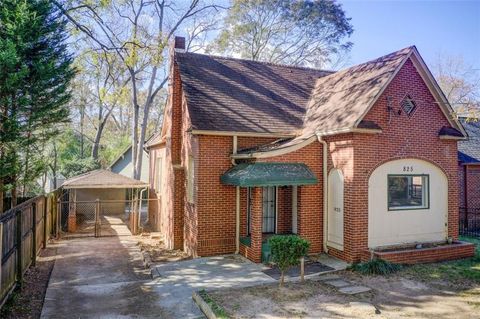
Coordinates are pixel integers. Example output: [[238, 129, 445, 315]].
[[60, 169, 148, 237]]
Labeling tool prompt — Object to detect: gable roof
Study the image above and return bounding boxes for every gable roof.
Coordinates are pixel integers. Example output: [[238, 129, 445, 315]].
[[176, 52, 332, 134], [174, 46, 466, 139], [303, 47, 412, 134], [62, 169, 148, 189], [459, 118, 480, 164]]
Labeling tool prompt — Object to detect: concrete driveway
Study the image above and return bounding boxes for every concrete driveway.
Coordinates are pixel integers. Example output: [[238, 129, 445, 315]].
[[41, 236, 167, 319], [41, 236, 274, 318]]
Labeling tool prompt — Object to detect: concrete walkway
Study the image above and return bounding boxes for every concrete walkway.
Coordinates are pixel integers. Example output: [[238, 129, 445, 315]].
[[150, 255, 276, 318], [41, 236, 166, 319]]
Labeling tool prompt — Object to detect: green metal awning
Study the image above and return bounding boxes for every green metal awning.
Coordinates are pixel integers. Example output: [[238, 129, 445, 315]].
[[220, 163, 318, 187]]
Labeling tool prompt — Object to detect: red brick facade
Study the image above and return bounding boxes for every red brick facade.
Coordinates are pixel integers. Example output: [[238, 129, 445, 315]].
[[459, 164, 480, 210], [147, 49, 473, 264], [360, 241, 475, 264]]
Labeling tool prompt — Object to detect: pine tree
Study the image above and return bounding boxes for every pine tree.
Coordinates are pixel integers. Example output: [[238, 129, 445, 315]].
[[0, 0, 75, 212]]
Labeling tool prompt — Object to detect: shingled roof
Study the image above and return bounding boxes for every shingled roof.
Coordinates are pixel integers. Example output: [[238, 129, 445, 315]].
[[459, 118, 480, 164], [176, 52, 332, 134], [303, 46, 412, 134], [63, 169, 148, 189], [175, 46, 465, 139]]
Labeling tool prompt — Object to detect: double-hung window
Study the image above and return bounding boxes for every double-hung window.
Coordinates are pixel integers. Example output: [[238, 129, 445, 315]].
[[388, 174, 429, 210]]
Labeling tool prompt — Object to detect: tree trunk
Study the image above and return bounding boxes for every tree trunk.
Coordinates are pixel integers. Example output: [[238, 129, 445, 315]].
[[131, 104, 139, 179], [135, 99, 152, 180], [91, 120, 106, 160], [0, 179, 4, 214], [52, 142, 58, 189], [11, 184, 17, 208], [279, 271, 285, 287]]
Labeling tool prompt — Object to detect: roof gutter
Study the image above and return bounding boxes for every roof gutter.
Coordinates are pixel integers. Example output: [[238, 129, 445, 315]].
[[190, 129, 296, 138]]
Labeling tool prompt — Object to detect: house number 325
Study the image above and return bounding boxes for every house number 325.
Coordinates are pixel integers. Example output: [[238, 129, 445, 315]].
[[403, 166, 414, 172]]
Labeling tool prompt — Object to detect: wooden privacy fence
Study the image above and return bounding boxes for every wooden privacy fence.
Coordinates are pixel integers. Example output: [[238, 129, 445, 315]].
[[0, 192, 60, 307]]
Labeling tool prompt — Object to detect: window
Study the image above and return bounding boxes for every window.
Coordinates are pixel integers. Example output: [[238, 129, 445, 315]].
[[262, 186, 276, 233], [155, 157, 162, 193], [187, 156, 195, 203], [401, 95, 417, 115], [388, 175, 429, 210]]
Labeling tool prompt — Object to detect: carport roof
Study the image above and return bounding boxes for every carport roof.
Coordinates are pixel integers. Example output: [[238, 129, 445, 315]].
[[62, 169, 148, 189]]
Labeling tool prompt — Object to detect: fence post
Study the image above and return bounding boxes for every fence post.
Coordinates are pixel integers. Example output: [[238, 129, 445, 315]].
[[43, 196, 48, 249], [32, 203, 37, 267], [95, 199, 101, 237], [0, 223, 3, 292], [56, 199, 60, 238], [16, 209, 23, 287]]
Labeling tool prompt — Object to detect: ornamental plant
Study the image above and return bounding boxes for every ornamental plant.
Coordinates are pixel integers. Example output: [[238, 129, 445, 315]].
[[268, 235, 310, 287]]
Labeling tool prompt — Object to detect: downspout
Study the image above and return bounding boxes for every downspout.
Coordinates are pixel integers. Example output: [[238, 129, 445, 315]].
[[138, 187, 147, 230], [233, 136, 240, 254], [316, 134, 329, 253]]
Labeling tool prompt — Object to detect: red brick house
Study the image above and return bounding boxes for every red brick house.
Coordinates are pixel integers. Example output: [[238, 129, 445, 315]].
[[458, 118, 480, 210], [147, 37, 474, 264]]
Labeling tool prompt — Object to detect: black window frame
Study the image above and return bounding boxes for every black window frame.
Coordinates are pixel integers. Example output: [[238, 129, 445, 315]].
[[387, 174, 430, 211]]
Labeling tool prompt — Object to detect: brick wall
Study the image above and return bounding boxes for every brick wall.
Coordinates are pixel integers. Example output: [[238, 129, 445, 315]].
[[330, 57, 460, 263], [460, 165, 480, 210], [360, 241, 475, 264]]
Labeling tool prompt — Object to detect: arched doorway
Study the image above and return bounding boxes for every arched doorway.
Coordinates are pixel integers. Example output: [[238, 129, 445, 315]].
[[368, 159, 448, 248]]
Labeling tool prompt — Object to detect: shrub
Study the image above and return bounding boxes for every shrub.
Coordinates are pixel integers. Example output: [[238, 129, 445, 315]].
[[268, 235, 310, 286], [350, 259, 402, 275]]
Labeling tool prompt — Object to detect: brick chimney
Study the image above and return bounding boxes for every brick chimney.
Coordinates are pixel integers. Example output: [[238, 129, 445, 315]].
[[174, 36, 185, 52]]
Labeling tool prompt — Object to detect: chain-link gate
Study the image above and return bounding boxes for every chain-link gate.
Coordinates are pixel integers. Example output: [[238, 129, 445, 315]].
[[59, 199, 144, 238]]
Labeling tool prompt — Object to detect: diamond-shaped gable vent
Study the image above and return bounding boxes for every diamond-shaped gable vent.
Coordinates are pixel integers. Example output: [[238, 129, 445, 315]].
[[401, 95, 416, 115]]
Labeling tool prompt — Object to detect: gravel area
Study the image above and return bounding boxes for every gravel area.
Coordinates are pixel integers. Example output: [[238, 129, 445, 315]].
[[136, 232, 190, 263]]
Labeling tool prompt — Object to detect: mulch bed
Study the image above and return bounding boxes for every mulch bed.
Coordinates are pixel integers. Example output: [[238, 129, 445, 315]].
[[263, 261, 334, 280], [0, 245, 57, 319]]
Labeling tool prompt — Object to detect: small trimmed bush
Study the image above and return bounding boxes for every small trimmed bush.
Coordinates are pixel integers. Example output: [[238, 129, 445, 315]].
[[350, 259, 402, 275], [268, 235, 310, 286]]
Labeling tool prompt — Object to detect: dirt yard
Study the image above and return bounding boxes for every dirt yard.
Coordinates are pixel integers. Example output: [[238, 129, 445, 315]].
[[208, 270, 480, 319], [135, 232, 190, 263], [206, 237, 480, 318], [0, 244, 57, 319]]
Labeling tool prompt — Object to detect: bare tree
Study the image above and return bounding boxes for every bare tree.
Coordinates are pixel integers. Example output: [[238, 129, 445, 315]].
[[53, 0, 224, 179], [433, 53, 480, 119]]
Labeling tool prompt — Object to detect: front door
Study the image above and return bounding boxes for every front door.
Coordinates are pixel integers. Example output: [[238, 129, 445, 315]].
[[262, 186, 276, 233], [328, 169, 344, 250]]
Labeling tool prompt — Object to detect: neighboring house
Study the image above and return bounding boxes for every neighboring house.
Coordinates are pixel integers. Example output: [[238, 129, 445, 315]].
[[147, 36, 473, 264], [38, 173, 65, 193], [458, 118, 480, 210], [109, 145, 149, 183]]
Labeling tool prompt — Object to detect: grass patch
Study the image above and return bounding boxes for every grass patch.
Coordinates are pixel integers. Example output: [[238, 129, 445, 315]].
[[198, 289, 230, 319], [349, 258, 402, 275], [402, 236, 480, 285]]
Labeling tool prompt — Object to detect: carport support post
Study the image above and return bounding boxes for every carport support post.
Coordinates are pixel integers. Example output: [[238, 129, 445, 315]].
[[56, 199, 60, 238], [95, 199, 100, 237], [68, 190, 77, 233]]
